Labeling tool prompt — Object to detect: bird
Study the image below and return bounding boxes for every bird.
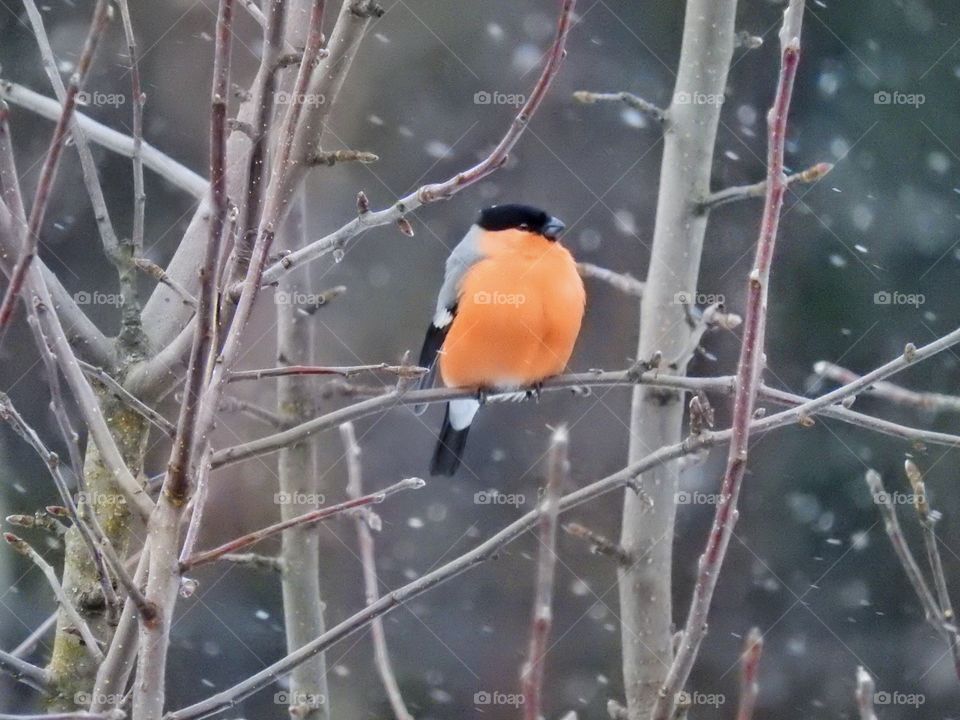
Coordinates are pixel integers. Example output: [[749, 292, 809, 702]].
[[416, 203, 586, 476]]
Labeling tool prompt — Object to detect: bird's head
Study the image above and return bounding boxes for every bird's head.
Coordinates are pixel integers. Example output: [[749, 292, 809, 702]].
[[476, 204, 566, 241]]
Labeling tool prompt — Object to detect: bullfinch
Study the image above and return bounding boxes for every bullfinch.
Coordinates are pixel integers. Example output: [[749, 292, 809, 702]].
[[416, 204, 586, 475]]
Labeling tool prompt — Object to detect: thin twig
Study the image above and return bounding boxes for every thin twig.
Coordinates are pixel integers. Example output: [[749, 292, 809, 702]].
[[10, 612, 56, 658], [78, 360, 176, 436], [814, 360, 960, 413], [227, 363, 427, 382], [0, 391, 119, 615], [654, 4, 806, 714], [901, 460, 960, 676], [117, 0, 146, 263], [211, 321, 960, 470], [341, 422, 414, 720], [576, 262, 645, 298], [735, 628, 763, 720], [3, 533, 104, 661], [21, 0, 142, 339], [0, 0, 112, 333], [521, 426, 568, 720], [563, 522, 631, 565], [864, 469, 941, 621], [133, 258, 198, 308], [254, 0, 577, 290], [218, 395, 288, 427], [0, 647, 49, 692], [0, 81, 206, 198], [572, 90, 666, 122], [854, 667, 877, 720], [698, 162, 832, 212], [181, 478, 425, 570]]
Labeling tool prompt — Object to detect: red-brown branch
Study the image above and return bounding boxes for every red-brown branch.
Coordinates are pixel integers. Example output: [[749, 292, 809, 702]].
[[653, 2, 806, 716], [0, 0, 111, 333]]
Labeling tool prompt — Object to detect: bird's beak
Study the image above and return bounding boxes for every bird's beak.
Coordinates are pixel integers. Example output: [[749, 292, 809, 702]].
[[542, 216, 566, 240]]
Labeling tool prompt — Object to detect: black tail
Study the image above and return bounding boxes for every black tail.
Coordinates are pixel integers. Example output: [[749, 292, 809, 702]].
[[430, 404, 471, 476]]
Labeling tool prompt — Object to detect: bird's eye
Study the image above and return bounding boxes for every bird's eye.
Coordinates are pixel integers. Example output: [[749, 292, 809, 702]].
[[519, 223, 529, 230]]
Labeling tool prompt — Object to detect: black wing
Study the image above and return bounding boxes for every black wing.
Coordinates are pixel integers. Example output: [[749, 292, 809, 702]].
[[412, 306, 454, 415]]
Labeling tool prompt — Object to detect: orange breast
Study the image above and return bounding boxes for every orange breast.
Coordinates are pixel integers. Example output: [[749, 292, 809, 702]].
[[438, 230, 585, 389]]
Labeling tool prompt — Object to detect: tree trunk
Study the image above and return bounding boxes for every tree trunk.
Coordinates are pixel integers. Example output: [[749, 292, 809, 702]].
[[618, 2, 737, 716], [47, 390, 148, 710]]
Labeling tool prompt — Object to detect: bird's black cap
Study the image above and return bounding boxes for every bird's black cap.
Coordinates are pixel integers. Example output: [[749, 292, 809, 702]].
[[477, 204, 565, 240]]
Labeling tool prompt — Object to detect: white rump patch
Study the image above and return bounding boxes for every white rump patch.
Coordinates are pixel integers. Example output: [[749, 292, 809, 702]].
[[448, 398, 480, 430]]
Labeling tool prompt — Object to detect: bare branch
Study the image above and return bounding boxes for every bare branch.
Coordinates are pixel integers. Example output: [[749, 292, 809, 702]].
[[855, 667, 877, 720], [307, 149, 379, 166], [4, 533, 104, 661], [735, 628, 763, 720], [133, 258, 198, 309], [814, 360, 960, 413], [181, 478, 425, 570], [577, 262, 645, 298], [0, 0, 112, 333], [0, 647, 49, 693], [573, 90, 665, 122], [78, 361, 176, 437], [0, 82, 206, 198], [563, 522, 631, 565], [521, 426, 568, 720], [341, 421, 414, 720], [228, 363, 427, 382], [698, 162, 833, 212], [255, 0, 577, 289], [655, 5, 806, 713], [0, 391, 119, 617]]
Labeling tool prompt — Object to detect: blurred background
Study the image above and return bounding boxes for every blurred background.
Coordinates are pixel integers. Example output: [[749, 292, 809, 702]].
[[3, 0, 960, 717]]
